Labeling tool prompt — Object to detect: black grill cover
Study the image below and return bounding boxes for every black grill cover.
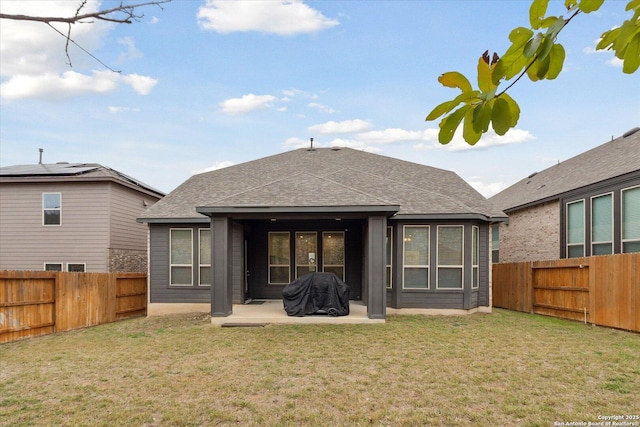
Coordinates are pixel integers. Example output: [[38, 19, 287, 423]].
[[282, 272, 350, 317]]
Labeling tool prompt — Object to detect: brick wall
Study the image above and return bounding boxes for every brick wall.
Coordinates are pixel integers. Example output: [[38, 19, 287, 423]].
[[107, 248, 147, 272], [499, 200, 560, 262]]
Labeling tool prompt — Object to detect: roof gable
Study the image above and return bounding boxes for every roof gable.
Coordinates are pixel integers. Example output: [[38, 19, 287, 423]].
[[490, 128, 640, 212]]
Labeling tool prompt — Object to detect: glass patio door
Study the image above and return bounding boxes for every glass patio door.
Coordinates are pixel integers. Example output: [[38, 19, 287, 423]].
[[295, 232, 317, 279], [322, 231, 345, 280]]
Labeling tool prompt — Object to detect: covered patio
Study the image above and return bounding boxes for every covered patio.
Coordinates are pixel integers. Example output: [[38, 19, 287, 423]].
[[210, 300, 384, 326]]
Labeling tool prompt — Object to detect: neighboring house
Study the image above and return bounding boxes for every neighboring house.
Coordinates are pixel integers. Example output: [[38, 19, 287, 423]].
[[138, 147, 505, 319], [0, 161, 165, 272], [489, 127, 640, 263]]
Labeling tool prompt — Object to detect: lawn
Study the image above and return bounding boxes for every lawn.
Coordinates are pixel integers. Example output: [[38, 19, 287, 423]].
[[1, 309, 638, 426]]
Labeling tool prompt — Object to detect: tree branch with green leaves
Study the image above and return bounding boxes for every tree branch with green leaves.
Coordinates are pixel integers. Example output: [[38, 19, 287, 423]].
[[426, 0, 640, 145]]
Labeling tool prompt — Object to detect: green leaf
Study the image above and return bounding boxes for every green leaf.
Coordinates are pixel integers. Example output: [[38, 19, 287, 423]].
[[426, 100, 455, 122], [500, 93, 520, 127], [491, 98, 512, 135], [623, 32, 640, 73], [438, 105, 470, 144], [597, 27, 621, 51], [627, 0, 640, 12], [537, 35, 555, 61], [546, 17, 566, 40], [530, 0, 550, 29], [493, 28, 534, 84], [463, 107, 482, 145], [524, 33, 544, 58], [546, 43, 566, 79], [578, 0, 605, 13], [540, 16, 560, 30], [438, 72, 473, 92], [472, 99, 493, 133], [564, 0, 578, 10], [527, 54, 551, 80]]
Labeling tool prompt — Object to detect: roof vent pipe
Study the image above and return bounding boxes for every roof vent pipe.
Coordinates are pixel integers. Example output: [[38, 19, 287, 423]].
[[38, 148, 43, 164], [308, 137, 315, 151]]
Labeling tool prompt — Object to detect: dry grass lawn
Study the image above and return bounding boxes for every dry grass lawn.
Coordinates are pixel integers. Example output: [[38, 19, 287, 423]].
[[1, 309, 638, 426]]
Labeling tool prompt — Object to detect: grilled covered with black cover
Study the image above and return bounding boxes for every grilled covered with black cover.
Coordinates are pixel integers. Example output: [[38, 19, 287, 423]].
[[282, 272, 350, 317]]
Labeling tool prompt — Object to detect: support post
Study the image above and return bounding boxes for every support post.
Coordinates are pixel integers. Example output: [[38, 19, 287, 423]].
[[211, 216, 232, 317], [366, 215, 387, 319]]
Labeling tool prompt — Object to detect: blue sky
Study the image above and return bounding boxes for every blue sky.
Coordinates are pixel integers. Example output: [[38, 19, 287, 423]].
[[1, 0, 638, 197]]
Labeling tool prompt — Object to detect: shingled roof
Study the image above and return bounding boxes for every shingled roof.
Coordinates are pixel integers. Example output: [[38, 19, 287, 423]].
[[490, 127, 640, 213], [0, 162, 165, 198], [139, 147, 504, 222]]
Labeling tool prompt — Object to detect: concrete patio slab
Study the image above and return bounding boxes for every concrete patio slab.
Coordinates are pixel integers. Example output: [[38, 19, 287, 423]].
[[210, 300, 385, 326]]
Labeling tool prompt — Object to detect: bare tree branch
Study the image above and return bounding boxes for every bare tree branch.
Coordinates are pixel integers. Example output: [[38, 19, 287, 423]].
[[0, 0, 171, 71], [0, 1, 171, 25]]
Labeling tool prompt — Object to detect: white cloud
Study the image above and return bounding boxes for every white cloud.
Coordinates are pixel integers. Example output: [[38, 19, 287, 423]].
[[194, 161, 236, 175], [417, 128, 534, 152], [1, 70, 158, 100], [0, 0, 159, 100], [309, 119, 372, 134], [122, 74, 158, 95], [197, 0, 339, 35], [466, 179, 508, 198], [219, 93, 277, 114], [308, 102, 336, 113], [357, 128, 437, 144]]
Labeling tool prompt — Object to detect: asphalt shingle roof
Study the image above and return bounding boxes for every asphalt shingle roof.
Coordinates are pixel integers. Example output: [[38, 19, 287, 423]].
[[490, 128, 640, 212], [140, 147, 504, 221], [0, 162, 165, 197]]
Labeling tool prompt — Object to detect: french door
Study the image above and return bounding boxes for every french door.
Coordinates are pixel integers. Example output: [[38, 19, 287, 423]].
[[294, 231, 345, 281]]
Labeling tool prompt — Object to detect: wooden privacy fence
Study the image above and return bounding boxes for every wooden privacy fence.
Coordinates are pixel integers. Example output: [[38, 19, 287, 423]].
[[0, 271, 146, 343], [493, 253, 640, 332]]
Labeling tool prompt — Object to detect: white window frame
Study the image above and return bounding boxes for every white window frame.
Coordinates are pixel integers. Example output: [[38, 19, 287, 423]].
[[67, 263, 86, 272], [436, 225, 464, 290], [42, 192, 62, 226], [170, 228, 193, 287], [590, 192, 614, 256], [472, 226, 479, 289], [386, 226, 393, 289], [268, 232, 290, 285], [566, 199, 586, 258], [622, 185, 640, 253], [198, 228, 211, 286], [44, 263, 63, 271], [322, 231, 345, 281], [402, 225, 430, 290]]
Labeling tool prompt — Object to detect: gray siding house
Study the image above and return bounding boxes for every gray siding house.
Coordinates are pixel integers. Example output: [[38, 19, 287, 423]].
[[139, 147, 505, 319], [0, 162, 164, 272], [489, 127, 640, 263]]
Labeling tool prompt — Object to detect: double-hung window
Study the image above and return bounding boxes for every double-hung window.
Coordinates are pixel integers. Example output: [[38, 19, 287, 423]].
[[566, 200, 585, 258], [43, 193, 61, 226], [437, 225, 463, 289], [622, 186, 640, 253], [170, 229, 193, 286], [199, 229, 211, 286], [491, 224, 499, 263], [591, 193, 613, 255], [403, 225, 429, 289], [269, 232, 290, 284]]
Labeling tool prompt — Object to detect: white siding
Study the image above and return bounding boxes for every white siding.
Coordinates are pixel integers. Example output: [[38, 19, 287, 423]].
[[0, 182, 110, 271]]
